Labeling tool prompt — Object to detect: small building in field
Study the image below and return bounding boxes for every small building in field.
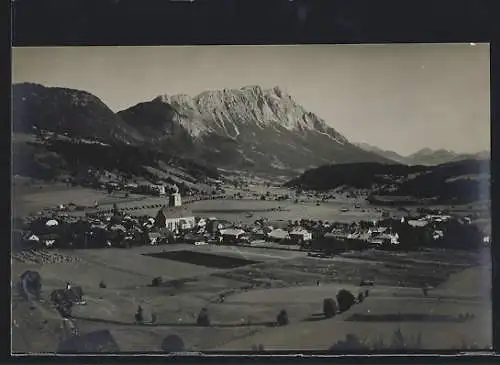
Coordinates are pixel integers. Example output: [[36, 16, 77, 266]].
[[154, 192, 195, 231]]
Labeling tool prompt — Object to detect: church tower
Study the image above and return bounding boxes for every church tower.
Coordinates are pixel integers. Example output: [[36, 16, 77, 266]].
[[168, 184, 182, 207]]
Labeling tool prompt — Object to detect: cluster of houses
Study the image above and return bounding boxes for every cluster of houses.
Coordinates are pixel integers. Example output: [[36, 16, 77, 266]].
[[17, 186, 487, 253]]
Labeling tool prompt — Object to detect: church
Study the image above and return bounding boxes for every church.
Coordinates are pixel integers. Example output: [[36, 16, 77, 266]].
[[153, 186, 196, 232]]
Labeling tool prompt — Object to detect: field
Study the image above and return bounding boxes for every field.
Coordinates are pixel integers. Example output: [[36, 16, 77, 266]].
[[12, 241, 492, 353], [11, 184, 492, 353]]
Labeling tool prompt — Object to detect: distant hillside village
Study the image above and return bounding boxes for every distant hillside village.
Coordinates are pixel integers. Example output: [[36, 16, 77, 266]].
[[14, 187, 489, 256]]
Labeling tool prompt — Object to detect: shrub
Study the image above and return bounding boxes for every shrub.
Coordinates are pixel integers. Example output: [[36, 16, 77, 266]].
[[152, 277, 163, 287], [323, 298, 338, 318], [135, 306, 144, 323], [276, 309, 289, 326], [336, 289, 356, 312], [197, 308, 210, 326], [161, 334, 185, 352]]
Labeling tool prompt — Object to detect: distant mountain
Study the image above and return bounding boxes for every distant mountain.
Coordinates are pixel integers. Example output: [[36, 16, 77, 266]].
[[285, 159, 490, 204], [356, 142, 490, 166], [12, 83, 144, 145], [118, 85, 394, 173], [355, 143, 409, 164], [405, 148, 490, 166]]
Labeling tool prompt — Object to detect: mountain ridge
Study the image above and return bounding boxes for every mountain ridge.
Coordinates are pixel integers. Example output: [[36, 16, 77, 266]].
[[118, 84, 392, 172], [356, 142, 489, 166]]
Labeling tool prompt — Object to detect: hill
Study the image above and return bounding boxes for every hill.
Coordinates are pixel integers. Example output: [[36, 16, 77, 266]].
[[12, 83, 143, 145], [285, 159, 490, 204], [12, 133, 219, 193]]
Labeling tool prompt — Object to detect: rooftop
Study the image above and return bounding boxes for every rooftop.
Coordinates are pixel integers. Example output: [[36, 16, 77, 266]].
[[157, 205, 194, 219]]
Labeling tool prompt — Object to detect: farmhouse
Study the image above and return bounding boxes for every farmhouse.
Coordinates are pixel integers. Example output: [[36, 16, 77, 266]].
[[154, 192, 195, 232]]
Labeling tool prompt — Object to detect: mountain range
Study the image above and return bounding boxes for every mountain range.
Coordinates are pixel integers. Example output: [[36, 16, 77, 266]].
[[355, 143, 489, 166], [12, 83, 488, 183], [12, 83, 394, 176]]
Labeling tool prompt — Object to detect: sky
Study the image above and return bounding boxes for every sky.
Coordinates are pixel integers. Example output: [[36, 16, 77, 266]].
[[12, 44, 490, 156]]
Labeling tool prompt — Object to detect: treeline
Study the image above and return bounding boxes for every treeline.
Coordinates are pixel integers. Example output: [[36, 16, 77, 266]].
[[285, 159, 489, 203], [47, 140, 162, 176], [16, 138, 220, 182], [285, 162, 428, 191]]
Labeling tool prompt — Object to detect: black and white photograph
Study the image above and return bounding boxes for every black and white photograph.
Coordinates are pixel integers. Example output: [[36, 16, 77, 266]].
[[11, 44, 491, 354]]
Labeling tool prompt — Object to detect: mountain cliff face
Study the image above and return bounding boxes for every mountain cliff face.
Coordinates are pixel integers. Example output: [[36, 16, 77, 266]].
[[12, 83, 143, 145], [119, 85, 392, 172]]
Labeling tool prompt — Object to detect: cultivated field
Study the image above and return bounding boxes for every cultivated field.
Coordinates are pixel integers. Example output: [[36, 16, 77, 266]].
[[11, 242, 492, 353]]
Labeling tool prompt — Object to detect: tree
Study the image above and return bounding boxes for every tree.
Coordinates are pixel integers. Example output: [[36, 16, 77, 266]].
[[197, 308, 210, 326], [276, 309, 289, 326], [135, 305, 144, 323], [323, 298, 338, 318], [336, 289, 356, 313]]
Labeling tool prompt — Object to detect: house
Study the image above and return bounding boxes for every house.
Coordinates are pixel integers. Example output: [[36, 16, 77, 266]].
[[289, 229, 312, 243], [432, 230, 444, 240], [407, 219, 429, 228], [154, 192, 195, 232], [368, 227, 388, 238], [220, 228, 247, 243], [151, 184, 166, 196], [321, 232, 350, 251], [124, 183, 139, 191], [267, 228, 290, 243], [206, 218, 232, 234]]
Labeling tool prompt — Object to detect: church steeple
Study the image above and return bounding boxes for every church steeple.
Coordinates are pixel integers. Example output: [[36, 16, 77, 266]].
[[168, 184, 182, 207]]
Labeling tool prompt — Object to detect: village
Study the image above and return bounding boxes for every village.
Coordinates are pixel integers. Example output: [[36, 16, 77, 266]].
[[15, 181, 488, 255]]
